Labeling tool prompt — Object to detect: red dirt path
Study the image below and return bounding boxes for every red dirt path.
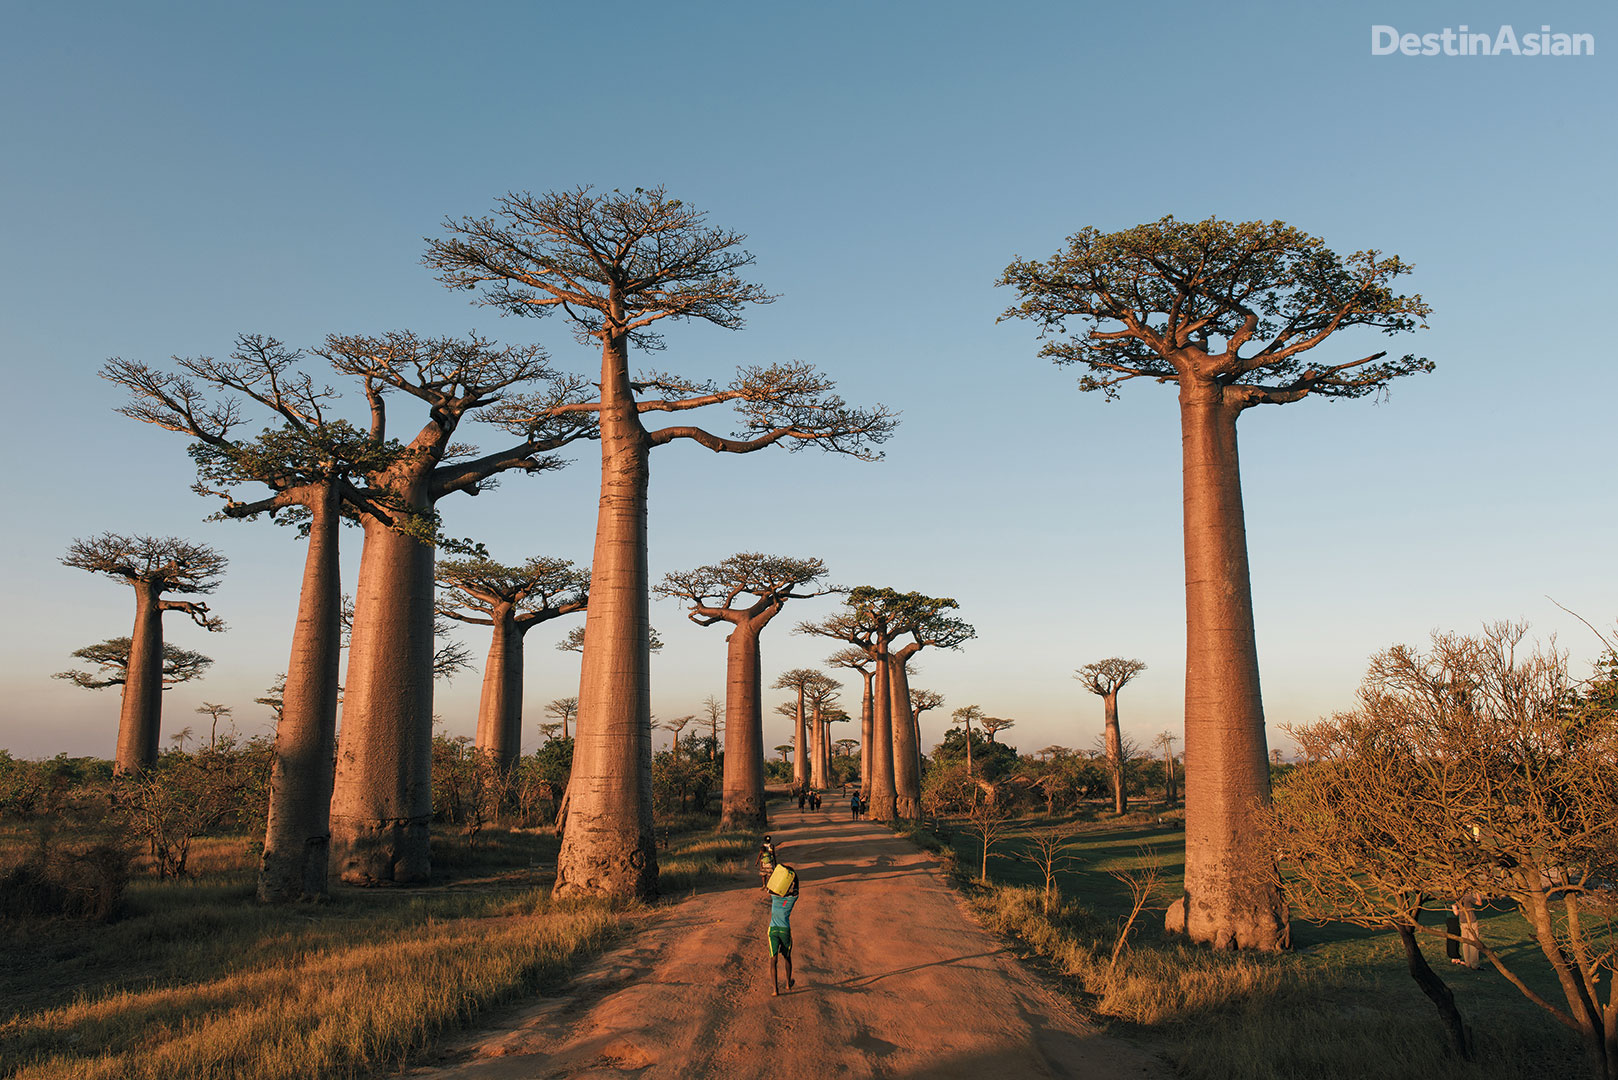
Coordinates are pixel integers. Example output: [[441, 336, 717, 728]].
[[408, 798, 1168, 1079]]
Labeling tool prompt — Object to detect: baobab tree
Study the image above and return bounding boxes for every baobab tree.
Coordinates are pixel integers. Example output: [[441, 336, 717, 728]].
[[61, 534, 226, 775], [910, 688, 944, 747], [773, 668, 824, 791], [1076, 658, 1147, 815], [436, 555, 589, 770], [55, 638, 212, 692], [654, 553, 834, 827], [660, 715, 693, 761], [427, 186, 896, 899], [699, 696, 724, 762], [952, 705, 985, 778], [804, 673, 841, 789], [546, 697, 579, 739], [101, 332, 581, 895], [827, 647, 876, 793], [196, 702, 233, 748], [878, 591, 975, 820], [1155, 731, 1180, 804], [1001, 216, 1431, 950], [980, 716, 1016, 743], [834, 738, 858, 758]]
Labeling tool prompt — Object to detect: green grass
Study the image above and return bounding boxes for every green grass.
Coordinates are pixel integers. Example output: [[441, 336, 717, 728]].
[[918, 812, 1585, 1080], [0, 815, 752, 1080]]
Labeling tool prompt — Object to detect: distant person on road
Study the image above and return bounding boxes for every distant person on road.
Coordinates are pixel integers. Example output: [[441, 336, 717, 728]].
[[756, 835, 779, 890], [798, 789, 807, 810], [850, 793, 861, 819], [767, 866, 800, 996]]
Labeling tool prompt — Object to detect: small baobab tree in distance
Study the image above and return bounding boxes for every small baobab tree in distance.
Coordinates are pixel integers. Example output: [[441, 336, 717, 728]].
[[428, 186, 896, 900], [55, 638, 213, 694], [1001, 216, 1432, 950], [546, 696, 580, 740], [436, 555, 589, 771], [804, 672, 841, 789], [1076, 658, 1147, 815], [980, 716, 1015, 743], [951, 704, 985, 778], [1154, 731, 1180, 804], [61, 534, 226, 775], [699, 696, 724, 762], [655, 553, 834, 827], [195, 702, 233, 748], [660, 715, 694, 761], [773, 668, 824, 791], [774, 744, 793, 767]]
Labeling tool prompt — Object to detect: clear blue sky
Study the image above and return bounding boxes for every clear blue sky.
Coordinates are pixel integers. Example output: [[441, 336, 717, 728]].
[[3, 1, 1614, 762]]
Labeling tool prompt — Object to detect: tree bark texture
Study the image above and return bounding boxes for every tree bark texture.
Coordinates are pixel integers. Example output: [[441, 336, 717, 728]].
[[867, 645, 897, 821], [859, 668, 874, 795], [1165, 383, 1287, 950], [889, 657, 921, 820], [1103, 692, 1126, 815], [474, 606, 526, 771], [330, 510, 437, 884], [555, 334, 658, 900], [259, 484, 342, 902], [720, 623, 767, 828], [114, 580, 164, 774]]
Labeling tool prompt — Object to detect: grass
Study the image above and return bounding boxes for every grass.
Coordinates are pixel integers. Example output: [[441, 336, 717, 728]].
[[0, 814, 755, 1080], [913, 809, 1586, 1080]]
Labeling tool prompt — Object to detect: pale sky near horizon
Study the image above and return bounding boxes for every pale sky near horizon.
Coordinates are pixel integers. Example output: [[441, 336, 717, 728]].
[[2, 1, 1614, 764]]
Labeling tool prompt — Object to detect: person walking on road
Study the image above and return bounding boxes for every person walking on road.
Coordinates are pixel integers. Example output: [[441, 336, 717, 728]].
[[767, 867, 800, 996]]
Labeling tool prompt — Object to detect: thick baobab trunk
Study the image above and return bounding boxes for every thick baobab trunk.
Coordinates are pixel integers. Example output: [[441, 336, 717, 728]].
[[555, 336, 658, 900], [859, 668, 874, 794], [474, 608, 525, 771], [259, 484, 342, 903], [1103, 691, 1126, 815], [867, 647, 897, 821], [114, 580, 164, 774], [889, 658, 921, 820], [792, 691, 809, 790], [330, 508, 437, 885], [720, 622, 767, 829], [1165, 383, 1287, 950]]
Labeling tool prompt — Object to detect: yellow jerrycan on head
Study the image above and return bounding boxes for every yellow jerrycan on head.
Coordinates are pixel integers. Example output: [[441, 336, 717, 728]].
[[766, 863, 797, 897]]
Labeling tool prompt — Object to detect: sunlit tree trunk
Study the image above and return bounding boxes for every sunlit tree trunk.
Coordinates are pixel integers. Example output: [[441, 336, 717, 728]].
[[1103, 691, 1126, 815], [721, 622, 766, 828], [259, 482, 342, 902], [889, 657, 921, 820], [330, 494, 437, 885], [859, 668, 874, 794], [555, 331, 658, 899], [1166, 382, 1286, 950], [115, 580, 164, 774], [867, 643, 897, 821], [474, 605, 525, 771]]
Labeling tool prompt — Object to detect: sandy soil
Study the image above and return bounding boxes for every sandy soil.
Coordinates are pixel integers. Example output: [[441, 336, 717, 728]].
[[408, 797, 1168, 1080]]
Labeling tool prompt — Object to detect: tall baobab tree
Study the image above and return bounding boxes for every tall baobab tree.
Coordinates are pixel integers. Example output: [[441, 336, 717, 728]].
[[858, 588, 975, 820], [101, 332, 583, 896], [1077, 657, 1146, 815], [1001, 216, 1431, 950], [804, 673, 841, 789], [773, 668, 823, 791], [799, 599, 904, 820], [654, 553, 834, 827], [436, 556, 589, 770], [427, 186, 896, 899], [55, 638, 213, 693], [61, 535, 226, 775], [546, 697, 580, 740], [827, 647, 876, 793], [1155, 731, 1179, 804]]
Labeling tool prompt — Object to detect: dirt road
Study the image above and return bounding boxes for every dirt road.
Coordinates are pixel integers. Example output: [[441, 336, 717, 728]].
[[410, 798, 1167, 1080]]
